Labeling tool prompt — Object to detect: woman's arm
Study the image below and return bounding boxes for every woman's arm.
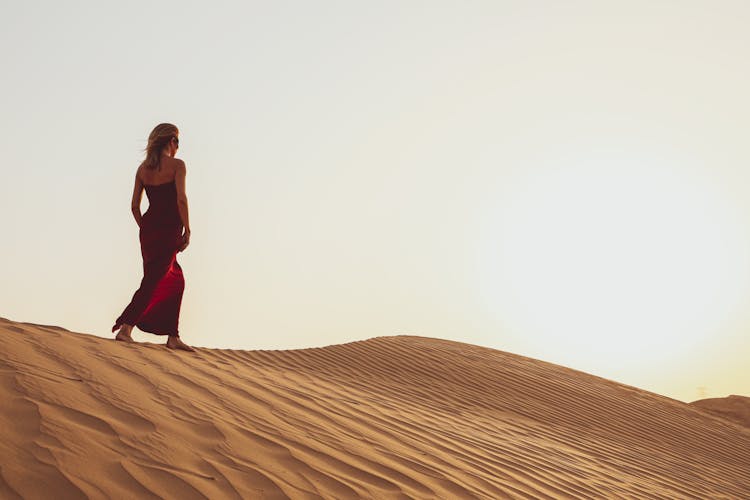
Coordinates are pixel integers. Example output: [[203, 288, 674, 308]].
[[131, 171, 144, 228], [174, 160, 190, 233]]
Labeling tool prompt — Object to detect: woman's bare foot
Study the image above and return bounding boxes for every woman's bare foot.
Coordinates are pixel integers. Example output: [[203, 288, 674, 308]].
[[166, 336, 196, 352], [115, 325, 136, 343]]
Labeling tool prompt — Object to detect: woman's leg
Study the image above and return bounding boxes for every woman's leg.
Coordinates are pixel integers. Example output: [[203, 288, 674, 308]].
[[113, 254, 173, 337]]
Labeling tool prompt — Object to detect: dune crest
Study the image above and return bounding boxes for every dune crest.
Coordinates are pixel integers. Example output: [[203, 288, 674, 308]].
[[691, 395, 750, 429], [1, 316, 748, 498]]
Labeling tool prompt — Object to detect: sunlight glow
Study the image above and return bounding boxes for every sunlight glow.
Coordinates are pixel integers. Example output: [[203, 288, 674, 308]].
[[476, 153, 750, 374]]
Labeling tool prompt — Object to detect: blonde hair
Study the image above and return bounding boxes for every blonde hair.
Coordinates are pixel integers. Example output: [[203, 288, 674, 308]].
[[141, 123, 179, 171]]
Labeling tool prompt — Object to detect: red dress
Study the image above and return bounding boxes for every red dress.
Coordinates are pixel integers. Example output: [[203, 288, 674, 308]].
[[112, 179, 185, 338]]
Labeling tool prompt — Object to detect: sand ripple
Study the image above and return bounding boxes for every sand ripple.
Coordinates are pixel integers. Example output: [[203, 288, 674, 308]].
[[0, 316, 748, 499]]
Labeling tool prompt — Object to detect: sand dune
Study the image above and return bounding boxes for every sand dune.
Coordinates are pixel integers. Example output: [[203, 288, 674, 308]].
[[0, 316, 748, 499], [690, 395, 750, 430]]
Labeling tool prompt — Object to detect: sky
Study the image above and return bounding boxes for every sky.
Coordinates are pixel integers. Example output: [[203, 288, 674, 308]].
[[1, 1, 749, 403]]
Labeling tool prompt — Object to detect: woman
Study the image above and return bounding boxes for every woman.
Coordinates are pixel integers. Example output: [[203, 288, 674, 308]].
[[112, 123, 195, 352]]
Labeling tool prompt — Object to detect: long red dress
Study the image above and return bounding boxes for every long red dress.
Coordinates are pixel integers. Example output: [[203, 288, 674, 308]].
[[112, 179, 185, 338]]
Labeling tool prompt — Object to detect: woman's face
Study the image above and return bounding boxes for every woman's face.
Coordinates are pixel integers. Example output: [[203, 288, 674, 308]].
[[169, 132, 179, 156]]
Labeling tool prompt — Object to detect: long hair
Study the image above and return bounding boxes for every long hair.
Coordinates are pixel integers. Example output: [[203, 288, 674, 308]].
[[141, 123, 179, 171]]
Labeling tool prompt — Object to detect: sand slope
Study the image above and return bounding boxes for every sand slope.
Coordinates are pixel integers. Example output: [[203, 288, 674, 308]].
[[690, 395, 750, 429], [1, 316, 748, 499]]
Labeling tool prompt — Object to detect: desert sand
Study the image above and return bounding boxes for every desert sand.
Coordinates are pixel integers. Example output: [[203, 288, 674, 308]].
[[0, 316, 748, 499], [690, 394, 750, 430]]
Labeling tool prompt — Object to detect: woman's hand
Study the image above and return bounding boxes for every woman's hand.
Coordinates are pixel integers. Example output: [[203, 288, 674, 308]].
[[179, 229, 191, 252]]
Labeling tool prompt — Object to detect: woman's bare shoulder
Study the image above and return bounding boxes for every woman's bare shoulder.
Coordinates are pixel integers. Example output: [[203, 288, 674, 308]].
[[164, 156, 186, 169]]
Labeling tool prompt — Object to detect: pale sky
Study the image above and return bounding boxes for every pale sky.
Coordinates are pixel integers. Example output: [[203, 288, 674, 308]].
[[2, 1, 749, 403]]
